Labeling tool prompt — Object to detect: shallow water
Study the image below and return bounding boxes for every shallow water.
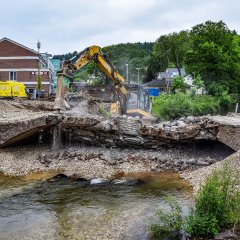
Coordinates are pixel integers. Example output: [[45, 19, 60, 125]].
[[0, 173, 193, 240]]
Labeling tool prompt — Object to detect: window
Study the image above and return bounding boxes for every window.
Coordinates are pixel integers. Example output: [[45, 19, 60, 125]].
[[9, 71, 17, 81]]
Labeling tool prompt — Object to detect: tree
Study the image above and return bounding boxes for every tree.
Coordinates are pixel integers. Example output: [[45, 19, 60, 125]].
[[150, 35, 170, 75], [52, 51, 78, 60], [172, 76, 186, 92], [143, 67, 154, 83], [150, 31, 190, 76], [102, 43, 152, 83], [184, 21, 240, 94], [37, 62, 42, 91], [192, 74, 204, 90]]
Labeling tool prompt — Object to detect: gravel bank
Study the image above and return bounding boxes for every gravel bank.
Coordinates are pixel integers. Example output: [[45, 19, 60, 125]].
[[181, 150, 240, 194], [0, 141, 233, 180]]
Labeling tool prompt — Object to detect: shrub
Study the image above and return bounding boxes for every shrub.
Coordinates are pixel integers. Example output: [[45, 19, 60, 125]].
[[149, 166, 240, 239], [172, 76, 187, 93], [185, 210, 220, 238], [185, 166, 240, 238], [192, 95, 219, 116], [217, 90, 235, 106], [149, 196, 183, 239], [152, 93, 192, 120], [152, 93, 219, 120]]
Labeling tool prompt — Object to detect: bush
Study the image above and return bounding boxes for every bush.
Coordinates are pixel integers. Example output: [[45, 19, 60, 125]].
[[192, 95, 219, 116], [185, 166, 240, 238], [185, 210, 220, 238], [149, 196, 183, 239], [152, 93, 192, 120], [207, 83, 237, 111], [217, 90, 236, 107], [152, 93, 219, 120], [149, 166, 240, 239], [172, 76, 187, 93]]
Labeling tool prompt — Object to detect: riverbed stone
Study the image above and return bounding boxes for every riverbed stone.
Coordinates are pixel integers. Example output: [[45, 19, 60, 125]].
[[170, 121, 178, 126], [215, 229, 238, 240], [197, 160, 210, 166]]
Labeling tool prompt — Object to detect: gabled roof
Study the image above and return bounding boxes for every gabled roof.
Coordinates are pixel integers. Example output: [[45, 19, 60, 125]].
[[0, 37, 39, 55], [142, 78, 173, 88], [157, 68, 187, 80], [166, 68, 186, 77]]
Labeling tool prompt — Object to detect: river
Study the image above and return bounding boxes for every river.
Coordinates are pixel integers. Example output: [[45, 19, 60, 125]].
[[0, 173, 193, 240]]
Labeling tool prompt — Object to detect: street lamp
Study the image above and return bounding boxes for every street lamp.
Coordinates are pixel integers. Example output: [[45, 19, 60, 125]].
[[126, 64, 129, 85], [136, 68, 142, 86]]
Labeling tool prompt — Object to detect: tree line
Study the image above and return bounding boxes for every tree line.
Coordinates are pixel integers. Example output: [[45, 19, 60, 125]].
[[149, 20, 240, 96], [53, 20, 240, 95]]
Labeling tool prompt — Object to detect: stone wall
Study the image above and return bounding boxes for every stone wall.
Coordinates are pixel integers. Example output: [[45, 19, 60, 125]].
[[0, 142, 233, 178]]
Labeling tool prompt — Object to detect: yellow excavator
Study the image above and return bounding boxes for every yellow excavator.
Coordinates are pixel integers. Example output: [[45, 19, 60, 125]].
[[54, 45, 151, 116]]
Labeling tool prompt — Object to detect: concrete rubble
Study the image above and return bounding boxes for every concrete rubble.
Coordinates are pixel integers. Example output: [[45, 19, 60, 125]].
[[0, 94, 239, 182]]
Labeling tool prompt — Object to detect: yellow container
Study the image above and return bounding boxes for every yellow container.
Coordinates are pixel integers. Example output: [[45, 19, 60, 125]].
[[0, 81, 27, 98]]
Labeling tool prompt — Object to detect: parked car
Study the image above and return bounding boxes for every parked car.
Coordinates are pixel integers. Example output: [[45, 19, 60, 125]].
[[36, 90, 47, 99]]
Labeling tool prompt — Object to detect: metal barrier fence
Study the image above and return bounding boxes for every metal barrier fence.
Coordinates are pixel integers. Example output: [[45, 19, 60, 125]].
[[127, 87, 150, 113]]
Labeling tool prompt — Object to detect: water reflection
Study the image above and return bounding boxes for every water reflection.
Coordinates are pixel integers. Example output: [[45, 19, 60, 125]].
[[0, 173, 193, 240]]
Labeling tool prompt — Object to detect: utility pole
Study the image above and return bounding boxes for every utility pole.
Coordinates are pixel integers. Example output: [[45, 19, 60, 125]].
[[136, 68, 142, 86], [37, 39, 42, 93]]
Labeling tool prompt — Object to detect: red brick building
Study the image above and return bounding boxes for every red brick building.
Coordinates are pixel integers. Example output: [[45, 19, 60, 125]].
[[0, 37, 54, 98]]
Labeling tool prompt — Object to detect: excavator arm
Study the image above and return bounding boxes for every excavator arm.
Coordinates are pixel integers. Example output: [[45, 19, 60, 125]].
[[54, 45, 128, 114]]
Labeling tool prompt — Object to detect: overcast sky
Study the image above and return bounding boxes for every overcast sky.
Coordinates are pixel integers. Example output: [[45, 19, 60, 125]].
[[1, 0, 239, 55]]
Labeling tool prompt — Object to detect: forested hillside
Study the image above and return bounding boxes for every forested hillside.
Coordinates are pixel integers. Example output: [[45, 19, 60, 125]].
[[52, 42, 153, 84]]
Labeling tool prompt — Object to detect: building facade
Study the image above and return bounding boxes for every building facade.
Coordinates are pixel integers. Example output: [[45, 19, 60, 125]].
[[50, 58, 61, 92], [0, 37, 54, 98], [155, 68, 205, 95]]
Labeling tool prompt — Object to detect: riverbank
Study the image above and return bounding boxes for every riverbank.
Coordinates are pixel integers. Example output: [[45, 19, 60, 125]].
[[0, 141, 233, 180], [181, 149, 240, 194], [0, 97, 239, 194]]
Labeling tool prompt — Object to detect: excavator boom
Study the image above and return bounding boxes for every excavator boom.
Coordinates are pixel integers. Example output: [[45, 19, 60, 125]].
[[54, 46, 128, 114]]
